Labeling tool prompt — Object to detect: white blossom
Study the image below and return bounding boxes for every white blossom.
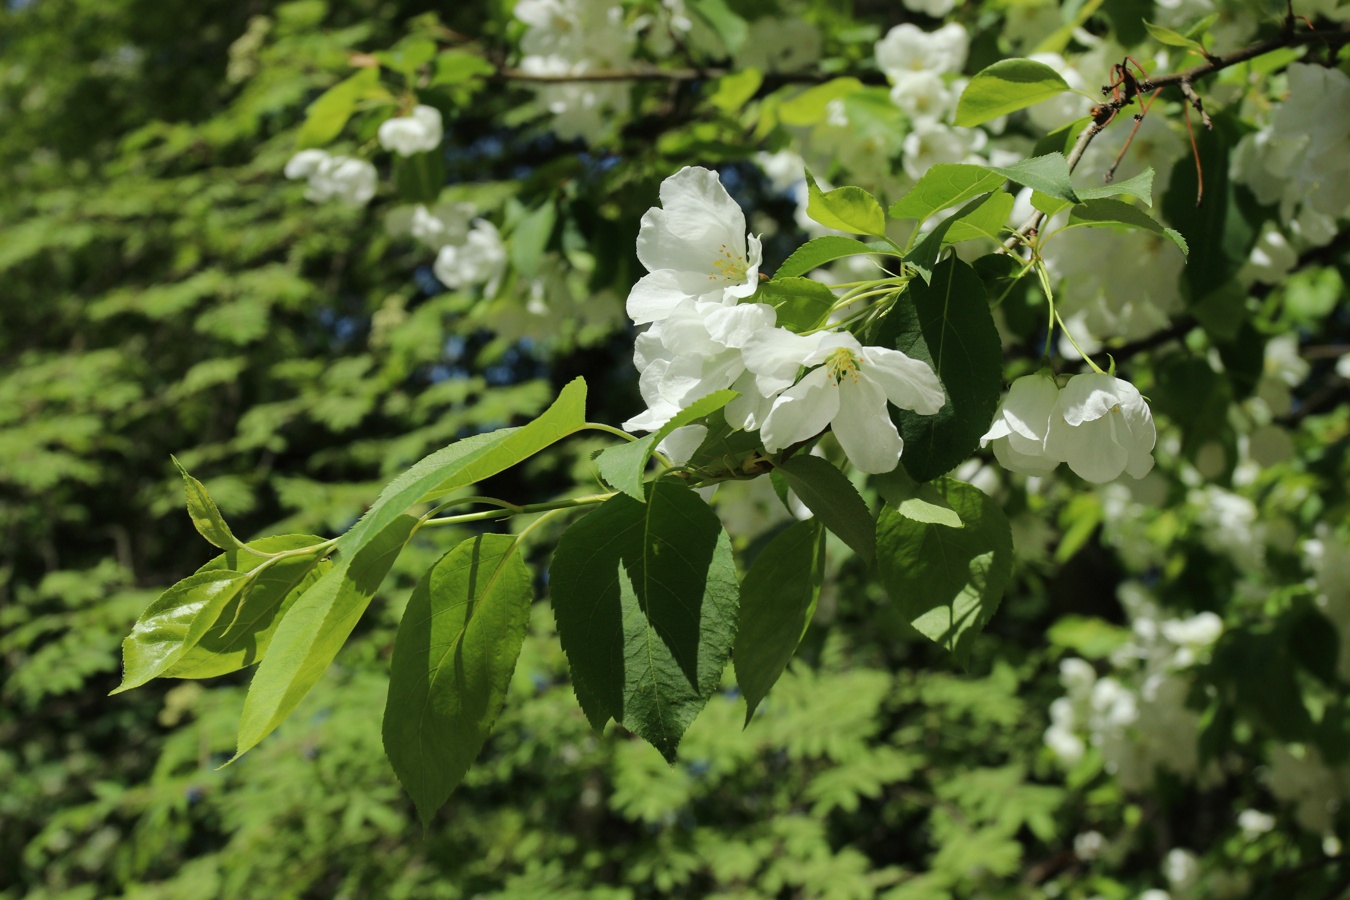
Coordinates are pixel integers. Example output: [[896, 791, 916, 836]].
[[888, 70, 954, 125], [981, 373, 1061, 476], [284, 150, 377, 207], [745, 330, 944, 474], [1237, 808, 1275, 839], [626, 166, 763, 325], [1044, 373, 1157, 483], [433, 219, 507, 295], [377, 104, 443, 157], [875, 23, 968, 79], [410, 200, 475, 249]]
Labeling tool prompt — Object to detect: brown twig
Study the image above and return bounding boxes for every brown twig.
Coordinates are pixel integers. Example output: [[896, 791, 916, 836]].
[[1001, 27, 1350, 253]]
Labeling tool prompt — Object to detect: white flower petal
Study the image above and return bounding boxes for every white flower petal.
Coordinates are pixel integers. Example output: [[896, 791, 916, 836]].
[[636, 166, 747, 274], [860, 346, 945, 415], [761, 367, 838, 452], [743, 328, 831, 395], [833, 375, 906, 473], [703, 302, 776, 348]]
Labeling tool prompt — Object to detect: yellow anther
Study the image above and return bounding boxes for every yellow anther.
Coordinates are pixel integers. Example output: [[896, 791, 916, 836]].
[[826, 347, 861, 384]]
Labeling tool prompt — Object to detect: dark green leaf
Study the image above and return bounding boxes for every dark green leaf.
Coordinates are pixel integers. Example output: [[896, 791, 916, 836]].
[[394, 150, 446, 205], [876, 478, 1012, 666], [906, 194, 991, 283], [889, 164, 1005, 223], [871, 467, 963, 528], [943, 192, 1015, 244], [1077, 168, 1155, 206], [337, 378, 587, 560], [954, 59, 1071, 127], [172, 455, 244, 551], [983, 155, 1080, 204], [776, 236, 883, 280], [1064, 198, 1188, 255], [595, 390, 737, 501], [777, 454, 875, 564], [384, 534, 532, 825], [734, 520, 823, 723], [233, 514, 418, 761], [168, 535, 331, 679], [113, 572, 251, 694], [548, 483, 739, 761], [805, 169, 886, 237], [873, 257, 1002, 482]]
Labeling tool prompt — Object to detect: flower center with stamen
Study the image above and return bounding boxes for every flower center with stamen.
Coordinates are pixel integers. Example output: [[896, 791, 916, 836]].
[[826, 347, 862, 384], [710, 242, 748, 282]]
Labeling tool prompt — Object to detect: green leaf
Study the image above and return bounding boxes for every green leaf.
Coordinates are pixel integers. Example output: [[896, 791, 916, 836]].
[[233, 515, 417, 761], [430, 50, 495, 87], [734, 520, 823, 723], [870, 468, 963, 528], [889, 164, 1006, 223], [113, 572, 251, 694], [1047, 615, 1131, 658], [805, 170, 886, 237], [296, 67, 383, 150], [336, 378, 587, 560], [779, 78, 864, 127], [707, 69, 762, 114], [954, 59, 1072, 128], [1031, 191, 1073, 219], [777, 455, 875, 564], [374, 36, 437, 76], [548, 482, 739, 761], [167, 536, 331, 679], [393, 150, 446, 205], [755, 277, 841, 333], [508, 202, 557, 279], [595, 391, 737, 502], [906, 194, 990, 283], [1064, 198, 1188, 255], [1143, 20, 1207, 55], [172, 456, 244, 551], [775, 236, 883, 280], [876, 478, 1012, 666], [384, 534, 532, 825], [689, 0, 749, 54], [943, 192, 1015, 244], [983, 155, 1080, 204], [873, 256, 1003, 483], [1077, 168, 1155, 206]]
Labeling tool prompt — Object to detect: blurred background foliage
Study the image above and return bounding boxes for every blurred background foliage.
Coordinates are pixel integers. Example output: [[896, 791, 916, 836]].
[[2, 0, 1349, 898]]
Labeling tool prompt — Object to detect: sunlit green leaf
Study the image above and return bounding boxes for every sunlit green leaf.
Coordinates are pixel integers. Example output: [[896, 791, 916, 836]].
[[954, 59, 1071, 127]]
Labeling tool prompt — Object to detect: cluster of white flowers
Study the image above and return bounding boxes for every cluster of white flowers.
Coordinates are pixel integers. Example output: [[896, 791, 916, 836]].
[[377, 104, 443, 157], [622, 166, 945, 474], [284, 149, 378, 207], [1235, 63, 1350, 249], [874, 23, 987, 183], [403, 199, 508, 297], [1304, 527, 1350, 680], [1264, 742, 1350, 836], [980, 372, 1157, 483], [515, 0, 636, 142], [1045, 583, 1223, 791]]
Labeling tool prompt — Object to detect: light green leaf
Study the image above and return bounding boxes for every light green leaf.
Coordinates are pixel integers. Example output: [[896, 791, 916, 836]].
[[296, 67, 384, 150], [548, 483, 739, 761], [777, 454, 875, 564], [689, 0, 749, 53], [708, 69, 762, 114], [233, 515, 417, 761], [889, 164, 1006, 223], [1143, 20, 1207, 55], [906, 194, 991, 283], [1030, 191, 1073, 219], [508, 202, 557, 279], [954, 59, 1072, 128], [876, 478, 1012, 666], [870, 468, 963, 528], [595, 391, 737, 502], [374, 36, 437, 76], [734, 520, 823, 723], [872, 256, 1003, 483], [384, 534, 532, 825], [983, 155, 1080, 204], [943, 192, 1015, 244], [1077, 168, 1155, 206], [113, 572, 251, 694], [1047, 615, 1132, 658], [775, 236, 884, 280], [805, 170, 887, 237], [167, 535, 331, 679], [1065, 198, 1188, 255], [430, 50, 495, 87], [172, 455, 244, 551], [755, 277, 841, 333], [779, 78, 864, 127], [336, 378, 587, 560]]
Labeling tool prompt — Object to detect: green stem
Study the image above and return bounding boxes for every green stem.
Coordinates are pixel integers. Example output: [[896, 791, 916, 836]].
[[1036, 261, 1105, 374], [585, 422, 637, 442], [420, 492, 615, 529]]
